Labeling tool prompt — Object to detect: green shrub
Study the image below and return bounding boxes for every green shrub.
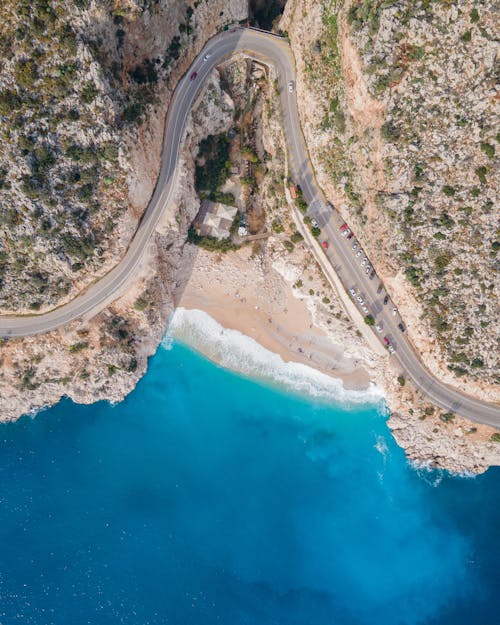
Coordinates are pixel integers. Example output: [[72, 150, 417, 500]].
[[381, 121, 400, 141], [470, 8, 479, 22], [442, 185, 455, 197], [14, 58, 38, 89], [0, 89, 22, 115], [461, 30, 471, 42], [241, 145, 259, 163], [271, 219, 284, 234], [475, 166, 487, 184], [291, 231, 303, 243], [397, 375, 405, 386], [470, 357, 484, 368], [134, 297, 148, 311], [480, 142, 495, 158], [80, 81, 97, 104], [490, 433, 500, 443], [440, 412, 455, 423], [122, 102, 143, 123], [187, 226, 238, 253], [69, 342, 88, 353], [364, 315, 375, 326], [283, 240, 294, 252]]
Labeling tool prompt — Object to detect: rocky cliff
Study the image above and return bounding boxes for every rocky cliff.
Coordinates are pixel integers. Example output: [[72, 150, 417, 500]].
[[0, 0, 246, 418], [280, 0, 499, 398], [0, 0, 246, 313]]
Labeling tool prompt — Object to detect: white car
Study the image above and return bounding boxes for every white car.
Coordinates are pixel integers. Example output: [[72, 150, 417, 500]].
[[357, 296, 364, 304], [352, 242, 358, 250], [388, 345, 395, 354], [203, 53, 211, 62], [361, 258, 367, 267], [362, 305, 369, 314], [375, 324, 383, 333], [288, 81, 294, 92], [365, 266, 371, 274], [342, 228, 351, 237], [392, 307, 397, 316], [349, 288, 356, 296], [356, 250, 362, 257], [311, 218, 319, 228]]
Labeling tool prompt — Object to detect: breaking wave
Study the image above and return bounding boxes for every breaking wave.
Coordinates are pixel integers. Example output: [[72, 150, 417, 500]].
[[163, 308, 384, 408]]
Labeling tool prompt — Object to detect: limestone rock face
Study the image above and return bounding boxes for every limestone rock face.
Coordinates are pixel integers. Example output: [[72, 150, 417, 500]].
[[0, 0, 246, 314], [281, 0, 499, 472], [0, 0, 246, 421], [281, 0, 498, 396]]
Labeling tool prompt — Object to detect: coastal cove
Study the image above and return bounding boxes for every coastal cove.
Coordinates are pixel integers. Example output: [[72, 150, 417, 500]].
[[0, 336, 499, 624]]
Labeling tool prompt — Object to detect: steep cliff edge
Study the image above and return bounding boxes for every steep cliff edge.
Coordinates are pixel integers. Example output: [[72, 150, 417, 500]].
[[0, 0, 246, 418], [280, 0, 499, 471], [0, 0, 246, 313], [280, 0, 498, 399]]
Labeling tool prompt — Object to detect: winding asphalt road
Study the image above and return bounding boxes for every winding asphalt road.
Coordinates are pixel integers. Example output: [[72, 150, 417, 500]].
[[1, 28, 498, 428]]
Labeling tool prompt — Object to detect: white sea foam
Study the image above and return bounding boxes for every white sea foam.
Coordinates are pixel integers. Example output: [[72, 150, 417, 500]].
[[410, 460, 478, 482], [374, 435, 389, 459], [163, 308, 384, 407]]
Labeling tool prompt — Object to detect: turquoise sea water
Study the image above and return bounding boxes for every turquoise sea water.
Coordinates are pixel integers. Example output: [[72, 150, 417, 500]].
[[0, 340, 499, 625]]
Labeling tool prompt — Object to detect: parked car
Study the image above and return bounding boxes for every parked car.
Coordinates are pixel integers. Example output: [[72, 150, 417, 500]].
[[288, 81, 294, 92], [383, 295, 389, 305], [377, 284, 383, 294], [392, 307, 397, 316], [375, 324, 383, 333], [311, 218, 319, 228], [322, 241, 329, 249], [383, 336, 390, 346], [369, 270, 376, 280], [352, 242, 358, 250], [190, 71, 198, 80], [398, 322, 405, 332], [362, 305, 369, 314], [356, 250, 362, 257], [361, 258, 367, 267], [388, 345, 395, 354], [349, 288, 356, 296], [365, 265, 371, 274], [342, 228, 351, 237], [340, 223, 348, 231], [347, 232, 354, 239], [357, 296, 364, 304]]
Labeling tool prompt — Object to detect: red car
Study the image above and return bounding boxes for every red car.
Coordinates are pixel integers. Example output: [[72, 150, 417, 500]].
[[322, 241, 329, 249], [340, 223, 348, 231], [383, 336, 390, 346], [190, 71, 198, 80]]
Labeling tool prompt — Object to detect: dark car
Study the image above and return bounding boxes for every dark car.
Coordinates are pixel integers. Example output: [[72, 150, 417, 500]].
[[383, 295, 389, 305], [190, 71, 198, 80], [377, 284, 383, 294], [398, 322, 405, 333], [369, 270, 376, 280]]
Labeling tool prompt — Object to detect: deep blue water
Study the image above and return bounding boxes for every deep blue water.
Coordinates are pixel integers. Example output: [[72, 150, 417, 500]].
[[0, 342, 499, 625]]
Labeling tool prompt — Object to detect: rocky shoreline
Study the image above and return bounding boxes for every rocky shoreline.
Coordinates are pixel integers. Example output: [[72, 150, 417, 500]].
[[1, 5, 498, 475]]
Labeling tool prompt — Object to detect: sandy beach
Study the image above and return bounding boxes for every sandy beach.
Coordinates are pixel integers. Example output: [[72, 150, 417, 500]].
[[174, 243, 374, 391]]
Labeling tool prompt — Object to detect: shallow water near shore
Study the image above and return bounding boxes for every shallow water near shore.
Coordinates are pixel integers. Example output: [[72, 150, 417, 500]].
[[0, 340, 499, 625]]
